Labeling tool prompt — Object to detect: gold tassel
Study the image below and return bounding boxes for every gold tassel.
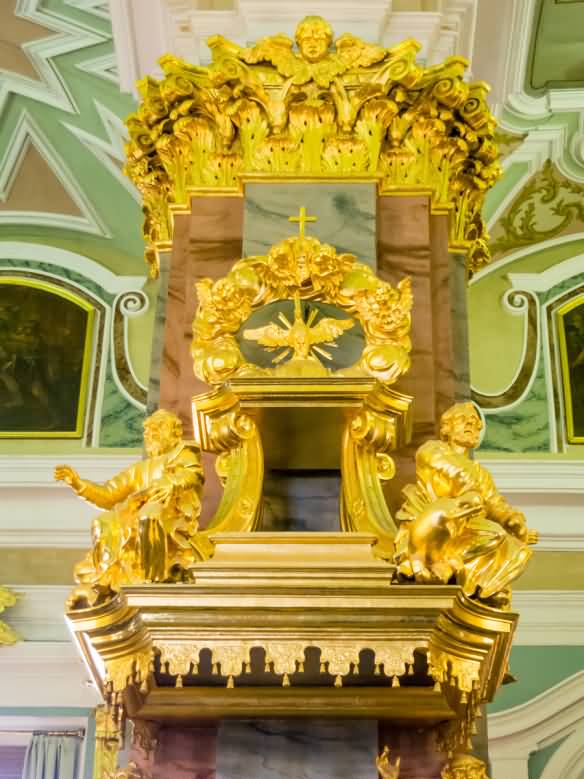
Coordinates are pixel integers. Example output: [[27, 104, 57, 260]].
[[227, 675, 234, 689], [433, 681, 441, 692], [320, 662, 326, 673], [264, 661, 271, 673], [334, 675, 342, 688], [282, 673, 290, 687], [460, 691, 468, 704], [374, 664, 380, 676], [407, 664, 414, 676], [175, 675, 183, 688], [244, 661, 251, 673], [392, 675, 400, 688], [298, 661, 304, 673]]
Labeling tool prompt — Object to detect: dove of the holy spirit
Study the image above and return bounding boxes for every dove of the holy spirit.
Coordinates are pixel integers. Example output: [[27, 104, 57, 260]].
[[242, 295, 355, 369]]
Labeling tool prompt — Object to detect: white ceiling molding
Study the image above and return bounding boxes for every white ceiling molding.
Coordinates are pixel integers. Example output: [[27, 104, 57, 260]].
[[0, 454, 136, 548], [477, 459, 584, 494], [0, 0, 106, 115], [0, 642, 101, 707], [476, 459, 584, 551], [0, 242, 146, 294], [0, 111, 110, 237], [512, 592, 584, 646], [0, 455, 581, 548], [110, 0, 480, 95], [540, 727, 584, 779], [489, 671, 584, 779], [3, 586, 74, 642], [62, 100, 141, 203]]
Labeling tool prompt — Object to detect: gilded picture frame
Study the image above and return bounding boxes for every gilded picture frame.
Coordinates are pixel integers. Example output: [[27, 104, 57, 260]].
[[557, 293, 584, 444], [0, 277, 95, 438]]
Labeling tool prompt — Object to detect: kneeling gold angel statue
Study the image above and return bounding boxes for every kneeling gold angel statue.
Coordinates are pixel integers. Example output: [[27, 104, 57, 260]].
[[55, 409, 204, 606], [394, 402, 538, 608]]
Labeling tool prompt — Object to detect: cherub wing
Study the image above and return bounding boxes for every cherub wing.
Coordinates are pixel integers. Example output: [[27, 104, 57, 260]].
[[335, 34, 387, 69], [243, 323, 290, 350], [309, 317, 355, 345]]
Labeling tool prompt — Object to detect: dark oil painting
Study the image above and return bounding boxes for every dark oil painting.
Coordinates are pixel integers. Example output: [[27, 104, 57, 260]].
[[0, 281, 92, 437], [560, 299, 584, 442]]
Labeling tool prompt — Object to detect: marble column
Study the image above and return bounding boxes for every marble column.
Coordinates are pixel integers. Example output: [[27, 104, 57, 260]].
[[127, 723, 218, 779], [158, 195, 244, 436], [379, 724, 446, 779], [217, 720, 378, 779], [376, 196, 470, 512]]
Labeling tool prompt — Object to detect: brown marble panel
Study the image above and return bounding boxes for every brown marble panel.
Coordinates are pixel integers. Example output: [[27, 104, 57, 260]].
[[157, 196, 244, 525], [127, 723, 217, 779], [377, 198, 469, 512], [378, 724, 445, 779], [159, 197, 244, 435]]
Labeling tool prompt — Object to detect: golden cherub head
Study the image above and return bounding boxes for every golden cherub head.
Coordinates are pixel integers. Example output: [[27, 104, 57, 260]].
[[442, 754, 489, 779], [143, 409, 183, 457], [295, 15, 334, 63], [440, 402, 483, 451]]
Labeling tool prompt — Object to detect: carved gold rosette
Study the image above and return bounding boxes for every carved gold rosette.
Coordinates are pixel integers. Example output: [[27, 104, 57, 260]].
[[124, 17, 501, 276]]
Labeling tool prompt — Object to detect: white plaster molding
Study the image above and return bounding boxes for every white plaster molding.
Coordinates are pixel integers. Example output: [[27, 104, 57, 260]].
[[508, 255, 584, 294], [489, 671, 584, 779], [0, 642, 101, 707], [540, 727, 584, 779], [0, 242, 146, 295], [0, 454, 136, 547], [476, 460, 584, 551], [0, 0, 106, 114], [512, 592, 584, 646], [477, 459, 584, 494], [62, 100, 141, 203], [2, 586, 74, 642], [0, 111, 109, 237], [471, 233, 584, 286]]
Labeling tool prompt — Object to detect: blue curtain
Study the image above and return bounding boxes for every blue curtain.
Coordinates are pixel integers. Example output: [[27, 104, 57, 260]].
[[22, 735, 81, 779]]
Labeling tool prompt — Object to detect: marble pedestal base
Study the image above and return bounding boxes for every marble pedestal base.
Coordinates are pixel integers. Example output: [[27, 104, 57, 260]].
[[216, 720, 378, 779]]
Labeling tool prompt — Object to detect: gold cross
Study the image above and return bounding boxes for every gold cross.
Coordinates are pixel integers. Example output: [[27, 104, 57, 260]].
[[288, 206, 318, 239]]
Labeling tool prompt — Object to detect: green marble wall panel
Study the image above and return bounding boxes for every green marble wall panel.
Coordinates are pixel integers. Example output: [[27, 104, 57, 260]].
[[243, 182, 377, 267], [479, 271, 584, 453], [479, 358, 550, 453], [99, 366, 145, 447]]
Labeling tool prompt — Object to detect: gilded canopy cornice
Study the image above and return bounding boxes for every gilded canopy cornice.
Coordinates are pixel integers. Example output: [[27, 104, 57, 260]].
[[124, 16, 501, 277]]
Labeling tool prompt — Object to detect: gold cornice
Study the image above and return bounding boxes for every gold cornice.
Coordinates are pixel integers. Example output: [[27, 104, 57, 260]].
[[66, 533, 517, 747]]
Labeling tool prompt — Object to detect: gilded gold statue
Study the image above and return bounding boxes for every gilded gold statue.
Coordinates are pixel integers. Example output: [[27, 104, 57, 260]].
[[55, 410, 204, 606], [376, 746, 401, 779], [394, 402, 538, 608], [442, 754, 489, 779], [0, 587, 19, 646]]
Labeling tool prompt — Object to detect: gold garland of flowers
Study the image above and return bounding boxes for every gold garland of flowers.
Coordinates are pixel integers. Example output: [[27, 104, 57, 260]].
[[124, 16, 501, 277]]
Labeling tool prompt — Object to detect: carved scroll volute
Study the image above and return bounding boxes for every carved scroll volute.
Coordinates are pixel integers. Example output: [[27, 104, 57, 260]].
[[192, 387, 264, 542], [340, 384, 412, 556]]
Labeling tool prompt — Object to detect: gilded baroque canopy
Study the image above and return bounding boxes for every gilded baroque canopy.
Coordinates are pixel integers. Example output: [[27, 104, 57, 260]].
[[124, 15, 501, 276]]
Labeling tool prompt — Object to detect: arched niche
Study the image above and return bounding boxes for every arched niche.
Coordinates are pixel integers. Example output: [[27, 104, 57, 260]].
[[0, 276, 98, 439]]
